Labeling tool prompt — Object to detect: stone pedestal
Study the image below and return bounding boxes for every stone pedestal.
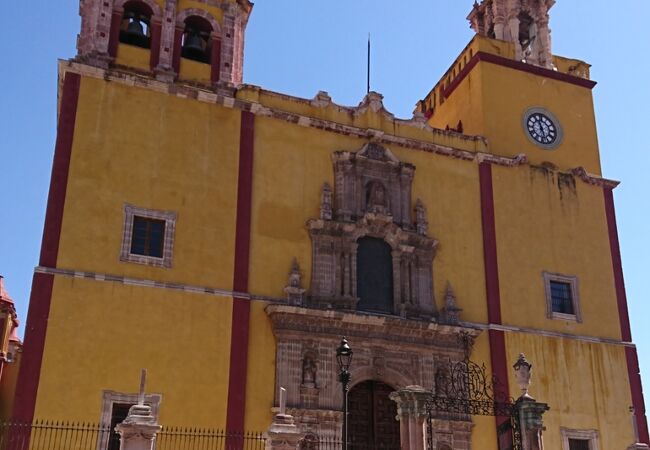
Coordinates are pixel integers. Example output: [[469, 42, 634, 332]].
[[115, 404, 162, 450], [265, 413, 305, 450], [514, 397, 549, 450], [389, 386, 430, 450]]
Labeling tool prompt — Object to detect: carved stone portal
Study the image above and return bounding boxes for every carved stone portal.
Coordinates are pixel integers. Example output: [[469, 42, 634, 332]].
[[307, 143, 438, 319], [266, 305, 479, 447]]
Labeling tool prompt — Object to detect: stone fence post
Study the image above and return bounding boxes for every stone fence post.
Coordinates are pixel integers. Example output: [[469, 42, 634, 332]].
[[512, 354, 549, 450], [116, 403, 162, 450], [264, 387, 305, 450]]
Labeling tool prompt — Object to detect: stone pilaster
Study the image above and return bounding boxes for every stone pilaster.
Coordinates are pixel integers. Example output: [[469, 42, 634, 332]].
[[154, 0, 178, 82], [514, 397, 549, 450], [389, 385, 430, 450]]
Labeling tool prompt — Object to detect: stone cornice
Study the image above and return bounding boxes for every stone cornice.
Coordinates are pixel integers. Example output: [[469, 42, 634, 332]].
[[265, 304, 480, 352], [58, 60, 621, 188]]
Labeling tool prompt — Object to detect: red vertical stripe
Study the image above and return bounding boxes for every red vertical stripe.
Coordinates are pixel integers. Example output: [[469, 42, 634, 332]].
[[149, 22, 162, 71], [12, 273, 56, 421], [479, 162, 502, 325], [604, 187, 649, 443], [12, 72, 81, 422], [479, 162, 511, 444], [211, 38, 222, 85], [39, 72, 81, 268], [108, 11, 122, 59], [626, 347, 649, 444], [225, 111, 255, 437]]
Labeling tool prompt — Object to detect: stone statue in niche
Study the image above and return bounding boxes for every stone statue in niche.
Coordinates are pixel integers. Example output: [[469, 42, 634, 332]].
[[366, 181, 388, 214], [440, 283, 463, 325], [284, 259, 306, 306], [301, 356, 317, 387], [435, 366, 450, 397], [320, 183, 333, 220]]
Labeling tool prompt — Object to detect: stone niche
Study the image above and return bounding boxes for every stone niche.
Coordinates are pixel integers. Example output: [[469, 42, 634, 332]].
[[307, 142, 438, 319]]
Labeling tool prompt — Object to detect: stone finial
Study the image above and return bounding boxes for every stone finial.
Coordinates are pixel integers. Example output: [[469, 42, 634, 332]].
[[513, 353, 533, 400], [311, 91, 332, 108], [115, 370, 162, 450], [415, 199, 428, 236], [320, 183, 333, 220], [284, 259, 306, 306], [440, 283, 462, 325]]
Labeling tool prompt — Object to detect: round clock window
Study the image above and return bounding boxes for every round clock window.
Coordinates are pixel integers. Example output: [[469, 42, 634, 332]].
[[522, 108, 563, 149]]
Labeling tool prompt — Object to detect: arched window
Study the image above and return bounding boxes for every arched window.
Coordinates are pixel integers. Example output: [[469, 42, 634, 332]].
[[356, 237, 393, 314], [119, 1, 153, 48], [518, 12, 536, 52], [181, 16, 213, 64]]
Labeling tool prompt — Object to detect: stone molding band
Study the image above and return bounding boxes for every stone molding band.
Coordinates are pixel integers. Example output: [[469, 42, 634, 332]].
[[33, 265, 636, 348]]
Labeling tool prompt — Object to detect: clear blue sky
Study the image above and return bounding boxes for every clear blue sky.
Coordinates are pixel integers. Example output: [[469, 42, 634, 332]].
[[1, 0, 648, 401]]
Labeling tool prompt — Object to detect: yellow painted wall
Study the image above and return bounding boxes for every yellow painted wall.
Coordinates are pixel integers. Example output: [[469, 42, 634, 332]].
[[114, 44, 151, 72], [505, 332, 635, 449], [492, 164, 620, 339], [57, 76, 241, 290], [34, 277, 234, 426]]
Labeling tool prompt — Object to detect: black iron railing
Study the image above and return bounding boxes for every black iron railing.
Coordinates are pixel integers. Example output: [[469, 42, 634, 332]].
[[0, 421, 111, 450], [0, 422, 266, 450], [156, 427, 265, 450]]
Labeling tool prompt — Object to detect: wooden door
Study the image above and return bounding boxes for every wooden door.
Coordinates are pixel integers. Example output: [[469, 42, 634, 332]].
[[348, 380, 400, 450]]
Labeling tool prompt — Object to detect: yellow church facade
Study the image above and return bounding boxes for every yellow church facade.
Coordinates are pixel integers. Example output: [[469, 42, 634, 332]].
[[11, 0, 648, 449]]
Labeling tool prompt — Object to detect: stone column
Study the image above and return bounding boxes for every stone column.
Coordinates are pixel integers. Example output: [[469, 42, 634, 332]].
[[154, 0, 178, 82], [116, 404, 161, 450], [389, 385, 430, 450], [265, 388, 305, 450]]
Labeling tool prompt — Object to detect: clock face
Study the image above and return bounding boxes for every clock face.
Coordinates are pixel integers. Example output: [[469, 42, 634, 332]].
[[523, 108, 562, 149]]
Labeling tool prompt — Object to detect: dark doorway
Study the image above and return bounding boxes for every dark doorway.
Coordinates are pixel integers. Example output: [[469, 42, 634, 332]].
[[348, 380, 400, 450], [356, 237, 394, 314]]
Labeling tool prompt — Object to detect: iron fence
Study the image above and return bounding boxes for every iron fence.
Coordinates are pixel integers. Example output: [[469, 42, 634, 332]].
[[0, 421, 111, 450], [0, 422, 266, 450], [156, 427, 265, 450]]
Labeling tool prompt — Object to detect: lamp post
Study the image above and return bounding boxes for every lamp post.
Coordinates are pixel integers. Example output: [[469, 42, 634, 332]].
[[337, 337, 353, 450]]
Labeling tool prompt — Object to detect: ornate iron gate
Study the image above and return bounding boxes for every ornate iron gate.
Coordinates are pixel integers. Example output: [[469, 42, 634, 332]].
[[425, 333, 522, 450]]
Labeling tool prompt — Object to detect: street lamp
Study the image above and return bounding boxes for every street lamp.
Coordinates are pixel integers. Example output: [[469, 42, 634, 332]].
[[337, 337, 353, 450]]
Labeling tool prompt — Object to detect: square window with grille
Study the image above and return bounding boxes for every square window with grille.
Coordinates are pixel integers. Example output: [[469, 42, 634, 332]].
[[550, 280, 574, 315], [120, 204, 177, 268], [543, 272, 581, 322], [568, 439, 591, 450], [131, 216, 166, 258]]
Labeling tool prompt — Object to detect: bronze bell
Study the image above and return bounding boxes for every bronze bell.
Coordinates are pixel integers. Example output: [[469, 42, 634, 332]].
[[126, 17, 145, 38], [183, 29, 207, 60]]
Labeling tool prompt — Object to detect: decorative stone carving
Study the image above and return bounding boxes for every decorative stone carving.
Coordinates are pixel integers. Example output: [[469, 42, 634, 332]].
[[266, 304, 479, 445], [307, 143, 438, 319], [440, 283, 463, 326], [389, 386, 430, 450], [320, 183, 333, 220], [513, 353, 533, 399], [415, 199, 428, 236], [284, 259, 306, 306], [115, 370, 162, 450]]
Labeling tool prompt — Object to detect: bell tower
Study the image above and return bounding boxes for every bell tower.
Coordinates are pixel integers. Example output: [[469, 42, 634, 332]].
[[417, 0, 600, 174], [467, 0, 555, 68], [76, 0, 253, 86]]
